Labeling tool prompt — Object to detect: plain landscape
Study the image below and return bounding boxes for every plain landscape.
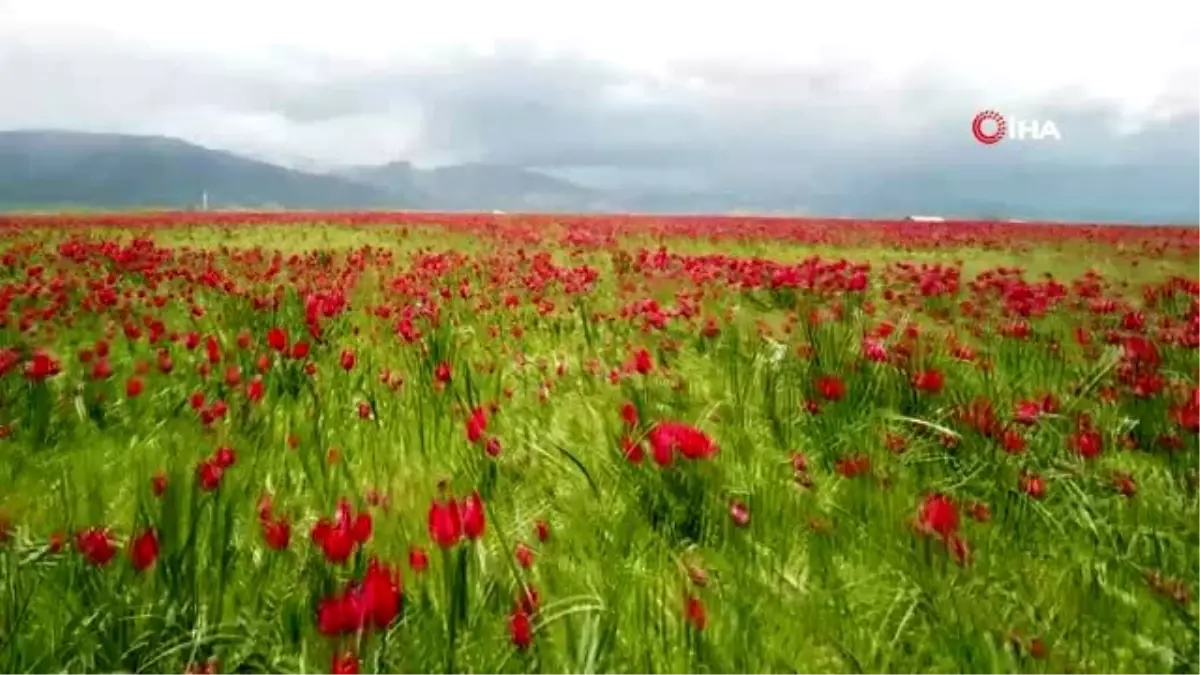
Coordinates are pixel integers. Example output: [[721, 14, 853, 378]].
[[0, 210, 1196, 673], [2, 0, 1198, 671]]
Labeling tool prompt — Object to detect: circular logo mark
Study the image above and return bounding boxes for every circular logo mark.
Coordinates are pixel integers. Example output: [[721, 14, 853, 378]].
[[972, 110, 1006, 145]]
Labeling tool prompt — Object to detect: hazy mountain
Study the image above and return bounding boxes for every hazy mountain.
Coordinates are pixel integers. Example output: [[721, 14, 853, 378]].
[[0, 130, 599, 212], [333, 161, 428, 206], [335, 161, 598, 211], [800, 160, 1200, 224], [338, 160, 420, 191], [0, 129, 1194, 224], [0, 130, 398, 210]]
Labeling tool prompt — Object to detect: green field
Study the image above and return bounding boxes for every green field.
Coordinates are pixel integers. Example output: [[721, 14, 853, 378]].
[[0, 215, 1197, 674]]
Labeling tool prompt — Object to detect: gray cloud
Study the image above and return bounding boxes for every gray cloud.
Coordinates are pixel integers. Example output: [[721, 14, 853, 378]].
[[0, 30, 1196, 220]]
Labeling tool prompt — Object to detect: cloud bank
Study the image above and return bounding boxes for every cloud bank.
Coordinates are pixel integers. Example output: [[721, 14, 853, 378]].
[[0, 0, 1196, 219]]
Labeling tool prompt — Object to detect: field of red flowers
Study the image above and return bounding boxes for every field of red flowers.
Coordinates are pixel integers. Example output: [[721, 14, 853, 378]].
[[0, 212, 1196, 674]]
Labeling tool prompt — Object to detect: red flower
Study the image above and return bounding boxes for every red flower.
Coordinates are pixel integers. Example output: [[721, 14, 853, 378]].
[[1112, 471, 1137, 498], [184, 658, 219, 674], [461, 491, 486, 540], [967, 501, 991, 522], [340, 348, 356, 371], [862, 337, 888, 362], [204, 336, 221, 364], [130, 529, 160, 572], [466, 407, 488, 444], [946, 533, 971, 565], [315, 593, 365, 637], [213, 446, 236, 469], [1020, 472, 1046, 499], [815, 375, 846, 402], [474, 434, 496, 458], [24, 350, 61, 381], [620, 401, 639, 428], [791, 452, 809, 473], [835, 454, 871, 478], [1069, 428, 1103, 459], [917, 494, 959, 537], [316, 558, 402, 637], [509, 609, 533, 650], [151, 471, 168, 497], [1029, 637, 1047, 659], [1013, 400, 1041, 425], [515, 541, 535, 568], [534, 519, 550, 543], [199, 399, 228, 427], [408, 545, 429, 573], [91, 359, 113, 380], [311, 500, 372, 564], [75, 527, 117, 566], [331, 652, 359, 675], [1000, 428, 1027, 454], [684, 594, 707, 631], [631, 347, 654, 374], [246, 377, 264, 403], [647, 421, 718, 464], [912, 369, 944, 394], [434, 361, 452, 384], [729, 500, 750, 527], [621, 436, 646, 465], [261, 517, 291, 550], [291, 341, 310, 360], [196, 461, 224, 492], [361, 558, 402, 628], [427, 498, 462, 548], [267, 327, 288, 352]]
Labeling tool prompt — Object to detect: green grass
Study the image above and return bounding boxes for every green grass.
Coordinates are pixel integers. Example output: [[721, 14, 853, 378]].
[[0, 222, 1196, 674]]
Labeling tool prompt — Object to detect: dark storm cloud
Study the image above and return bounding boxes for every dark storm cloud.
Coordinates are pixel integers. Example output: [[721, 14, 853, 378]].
[[0, 31, 1195, 218]]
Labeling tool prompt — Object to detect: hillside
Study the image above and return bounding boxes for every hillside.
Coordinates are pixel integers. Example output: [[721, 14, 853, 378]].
[[0, 131, 598, 212], [0, 130, 398, 210], [336, 161, 599, 211]]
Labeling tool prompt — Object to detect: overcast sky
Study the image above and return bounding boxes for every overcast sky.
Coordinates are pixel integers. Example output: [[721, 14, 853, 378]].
[[0, 0, 1197, 188]]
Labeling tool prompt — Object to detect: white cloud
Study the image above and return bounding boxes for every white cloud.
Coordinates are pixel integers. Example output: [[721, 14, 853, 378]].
[[2, 0, 1195, 105], [0, 0, 1195, 168]]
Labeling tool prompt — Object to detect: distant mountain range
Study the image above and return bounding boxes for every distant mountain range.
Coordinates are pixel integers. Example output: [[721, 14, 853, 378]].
[[0, 130, 603, 213], [0, 129, 1195, 223], [0, 131, 390, 210], [336, 160, 599, 212]]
